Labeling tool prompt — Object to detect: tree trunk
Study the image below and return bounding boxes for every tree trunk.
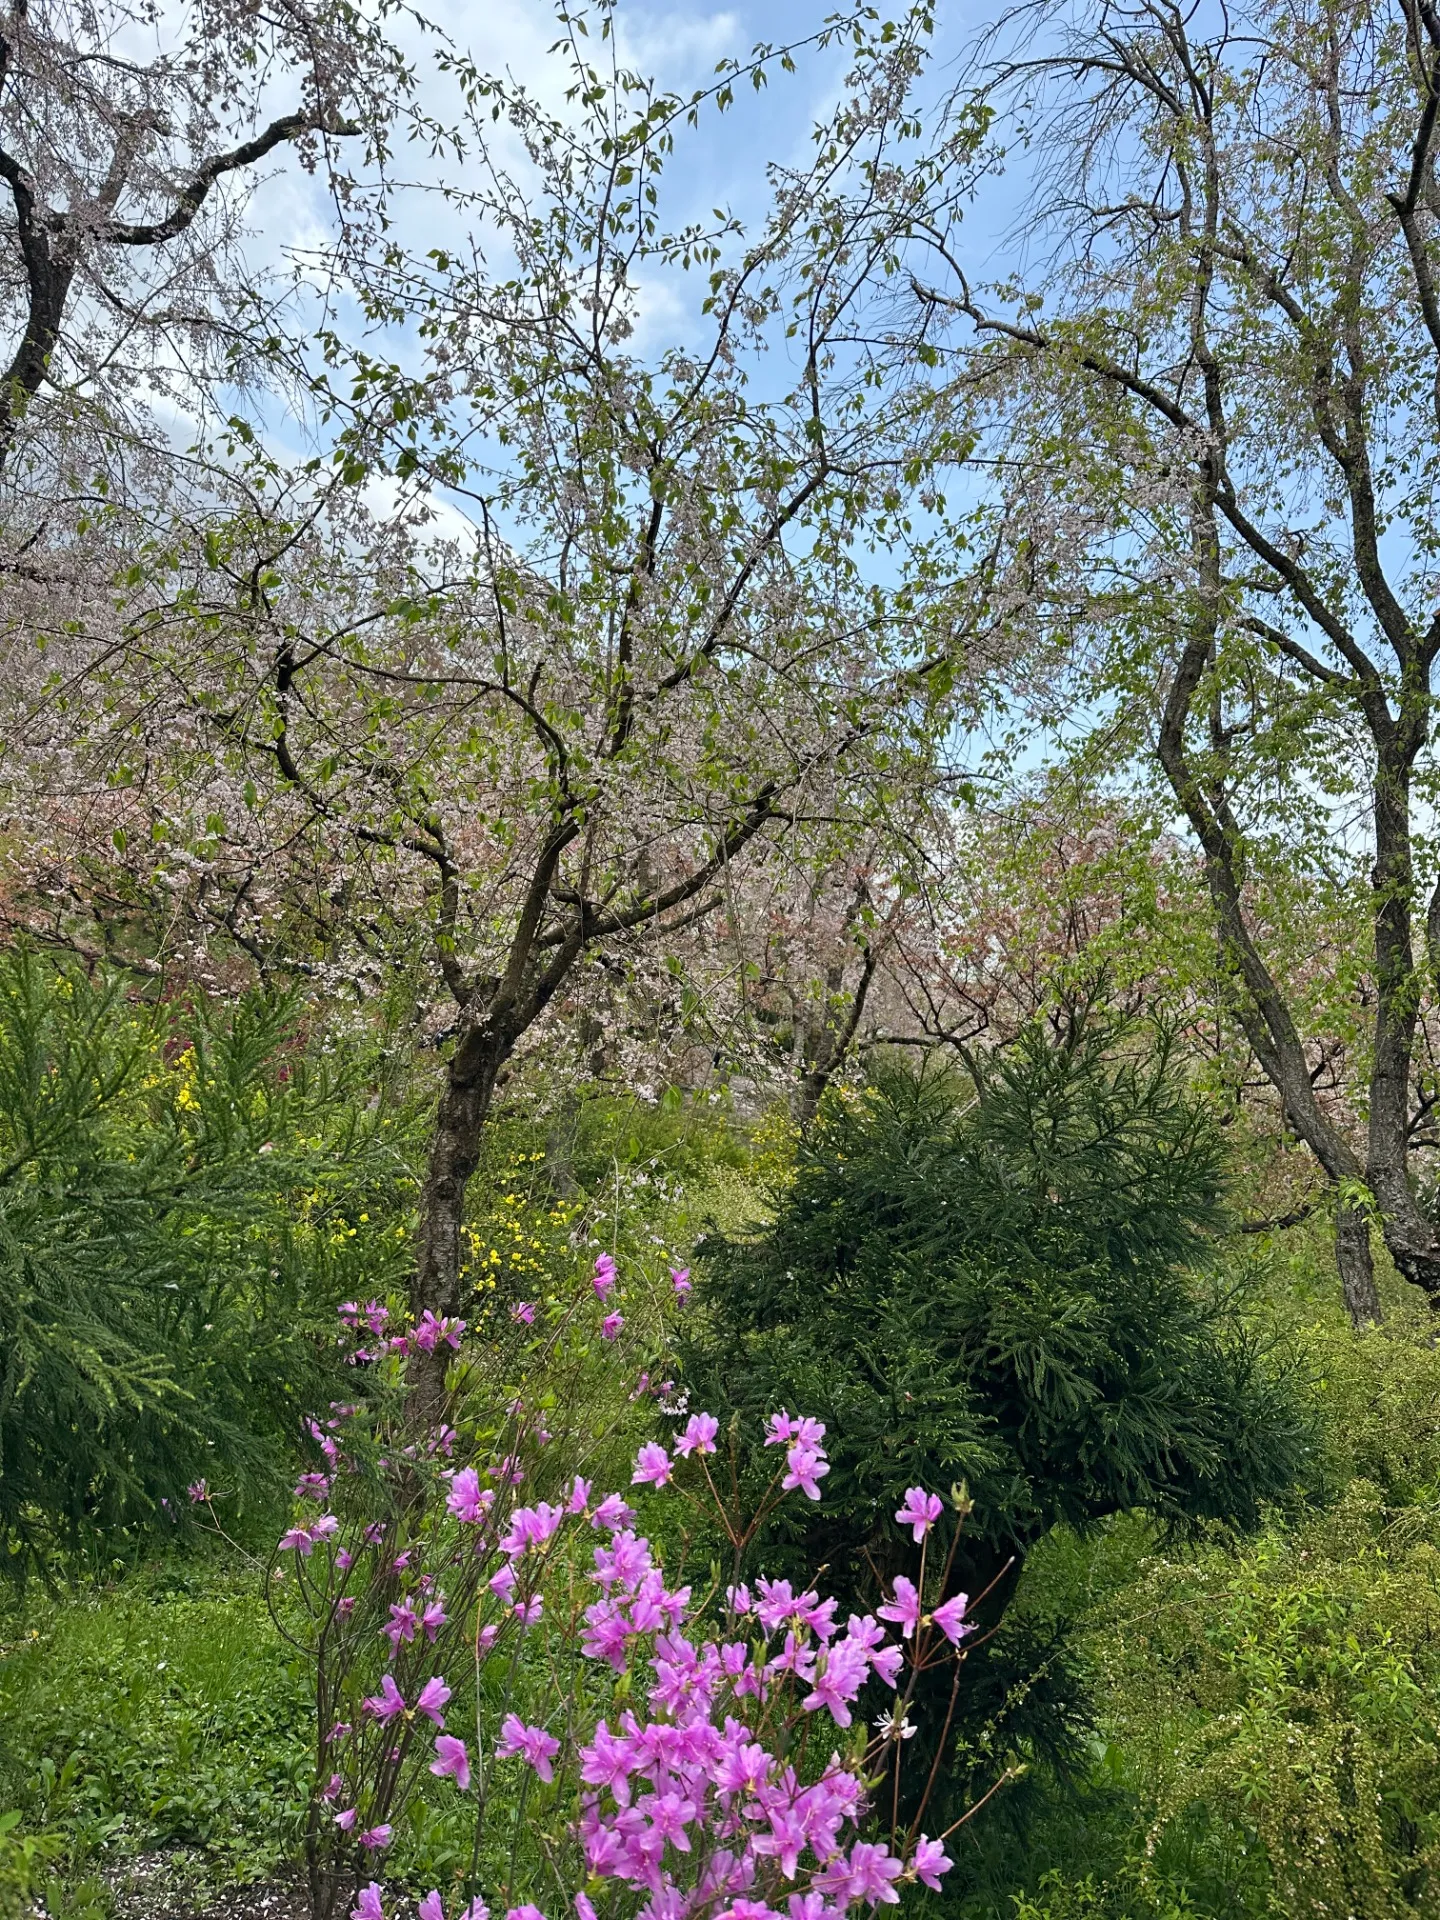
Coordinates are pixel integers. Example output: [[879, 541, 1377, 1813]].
[[1335, 1191, 1382, 1329], [407, 1022, 511, 1421], [793, 945, 878, 1131], [1155, 629, 1433, 1319], [1374, 1198, 1440, 1298], [1363, 738, 1440, 1301]]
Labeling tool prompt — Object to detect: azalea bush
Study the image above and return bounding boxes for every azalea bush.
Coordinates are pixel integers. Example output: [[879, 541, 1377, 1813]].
[[267, 1261, 985, 1920]]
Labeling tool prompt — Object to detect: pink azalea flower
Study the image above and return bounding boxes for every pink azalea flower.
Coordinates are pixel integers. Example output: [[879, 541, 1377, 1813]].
[[782, 1440, 829, 1500], [566, 1475, 592, 1514], [670, 1266, 692, 1297], [358, 1825, 392, 1850], [351, 1884, 384, 1920], [419, 1895, 445, 1920], [601, 1311, 624, 1340], [447, 1466, 490, 1523], [497, 1713, 560, 1782], [416, 1676, 452, 1725], [500, 1503, 564, 1556], [763, 1411, 826, 1448], [871, 1641, 905, 1686], [593, 1253, 617, 1300], [632, 1441, 673, 1488], [460, 1904, 488, 1920], [422, 1600, 447, 1641], [802, 1636, 871, 1726], [579, 1720, 638, 1803], [930, 1593, 971, 1645], [333, 1807, 357, 1832], [430, 1734, 471, 1790], [362, 1674, 406, 1722], [413, 1310, 465, 1351], [511, 1300, 535, 1324], [675, 1412, 718, 1457], [878, 1576, 922, 1638], [911, 1835, 953, 1891], [755, 1577, 819, 1633], [841, 1841, 903, 1906], [895, 1486, 943, 1543], [505, 1909, 545, 1920], [187, 1479, 209, 1502], [581, 1598, 629, 1668], [384, 1601, 418, 1653], [591, 1492, 637, 1529]]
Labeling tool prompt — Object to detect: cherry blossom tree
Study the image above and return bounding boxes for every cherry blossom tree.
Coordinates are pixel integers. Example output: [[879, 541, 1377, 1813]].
[[1, 2, 991, 1405], [0, 0, 411, 474], [917, 0, 1440, 1324]]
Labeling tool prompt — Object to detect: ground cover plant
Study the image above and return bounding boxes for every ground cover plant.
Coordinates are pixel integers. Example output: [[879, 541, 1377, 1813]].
[[0, 1562, 311, 1902]]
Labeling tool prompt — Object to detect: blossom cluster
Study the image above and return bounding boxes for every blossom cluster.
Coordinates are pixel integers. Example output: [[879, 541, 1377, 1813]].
[[277, 1253, 972, 1920], [569, 1540, 954, 1917], [334, 1443, 961, 1920]]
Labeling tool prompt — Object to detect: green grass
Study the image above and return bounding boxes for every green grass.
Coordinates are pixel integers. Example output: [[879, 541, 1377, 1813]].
[[0, 1556, 312, 1887]]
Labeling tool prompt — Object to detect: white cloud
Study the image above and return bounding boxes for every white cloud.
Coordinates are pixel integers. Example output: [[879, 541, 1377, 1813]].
[[616, 7, 741, 74]]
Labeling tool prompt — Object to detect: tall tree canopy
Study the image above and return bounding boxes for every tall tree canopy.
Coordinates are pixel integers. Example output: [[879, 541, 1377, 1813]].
[[916, 0, 1440, 1321]]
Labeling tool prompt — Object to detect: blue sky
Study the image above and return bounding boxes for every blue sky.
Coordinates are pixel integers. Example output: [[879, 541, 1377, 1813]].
[[238, 0, 1022, 369]]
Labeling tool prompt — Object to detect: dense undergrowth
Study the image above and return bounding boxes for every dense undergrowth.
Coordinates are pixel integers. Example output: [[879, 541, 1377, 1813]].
[[10, 1277, 1440, 1920], [6, 959, 1440, 1919]]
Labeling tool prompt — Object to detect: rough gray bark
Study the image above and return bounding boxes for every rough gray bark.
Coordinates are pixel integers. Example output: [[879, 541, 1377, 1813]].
[[1335, 1194, 1383, 1329]]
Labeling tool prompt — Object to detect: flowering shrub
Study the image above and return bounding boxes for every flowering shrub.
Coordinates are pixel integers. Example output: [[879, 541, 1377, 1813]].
[[272, 1261, 982, 1920]]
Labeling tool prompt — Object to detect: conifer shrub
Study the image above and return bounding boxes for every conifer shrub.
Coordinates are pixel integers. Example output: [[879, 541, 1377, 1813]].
[[676, 1015, 1315, 1773], [0, 949, 418, 1571]]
